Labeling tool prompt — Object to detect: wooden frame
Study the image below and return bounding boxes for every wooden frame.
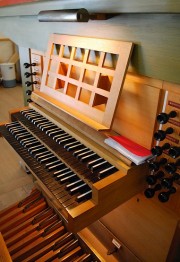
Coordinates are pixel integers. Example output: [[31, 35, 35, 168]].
[[38, 34, 133, 130]]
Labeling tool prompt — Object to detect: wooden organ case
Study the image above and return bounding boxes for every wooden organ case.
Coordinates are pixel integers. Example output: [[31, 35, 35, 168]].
[[0, 33, 180, 262]]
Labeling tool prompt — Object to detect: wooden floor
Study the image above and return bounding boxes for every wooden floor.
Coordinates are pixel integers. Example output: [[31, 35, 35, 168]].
[[0, 84, 34, 211]]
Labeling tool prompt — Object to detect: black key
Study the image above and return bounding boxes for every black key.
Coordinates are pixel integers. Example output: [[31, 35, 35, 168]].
[[48, 162, 64, 171], [46, 127, 59, 135], [56, 134, 71, 143], [30, 146, 47, 155], [66, 179, 83, 190], [39, 154, 56, 163], [24, 140, 40, 148], [58, 137, 75, 145], [48, 129, 64, 137], [98, 166, 118, 179], [76, 190, 92, 202], [45, 160, 60, 168], [54, 168, 71, 178], [80, 152, 97, 162], [69, 183, 87, 194], [90, 160, 108, 172], [87, 157, 103, 168], [60, 173, 77, 183]]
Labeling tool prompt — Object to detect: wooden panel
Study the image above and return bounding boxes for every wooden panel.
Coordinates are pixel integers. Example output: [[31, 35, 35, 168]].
[[30, 49, 45, 91], [80, 221, 140, 262], [40, 34, 133, 130], [166, 221, 180, 262], [18, 46, 32, 106], [100, 192, 180, 262], [150, 81, 180, 215], [113, 73, 162, 149]]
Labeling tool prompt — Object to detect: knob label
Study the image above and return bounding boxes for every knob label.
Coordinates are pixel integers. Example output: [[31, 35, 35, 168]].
[[168, 100, 180, 109], [168, 119, 180, 127], [166, 135, 179, 144]]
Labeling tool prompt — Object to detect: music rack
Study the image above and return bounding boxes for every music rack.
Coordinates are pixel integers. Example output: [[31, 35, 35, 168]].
[[39, 34, 133, 130]]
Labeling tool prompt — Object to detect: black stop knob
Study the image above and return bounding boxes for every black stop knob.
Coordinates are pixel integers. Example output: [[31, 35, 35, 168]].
[[25, 81, 37, 87], [158, 187, 176, 202], [26, 90, 32, 96], [24, 72, 37, 78], [157, 111, 177, 124], [154, 127, 174, 141], [24, 62, 36, 68], [151, 143, 170, 156], [144, 184, 162, 198], [149, 158, 167, 172], [164, 159, 180, 174], [146, 171, 164, 185], [161, 173, 180, 189], [168, 146, 180, 159], [27, 98, 32, 103]]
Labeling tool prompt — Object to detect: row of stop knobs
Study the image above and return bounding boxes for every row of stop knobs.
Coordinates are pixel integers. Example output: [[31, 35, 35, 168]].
[[144, 110, 180, 202], [24, 62, 37, 103]]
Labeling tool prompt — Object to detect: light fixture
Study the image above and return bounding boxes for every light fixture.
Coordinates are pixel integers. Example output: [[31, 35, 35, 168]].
[[38, 9, 90, 22]]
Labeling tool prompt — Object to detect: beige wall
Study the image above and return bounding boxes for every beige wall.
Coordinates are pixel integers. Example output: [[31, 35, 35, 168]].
[[0, 1, 180, 84]]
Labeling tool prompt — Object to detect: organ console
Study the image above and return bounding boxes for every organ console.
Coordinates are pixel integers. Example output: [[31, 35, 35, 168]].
[[0, 2, 180, 261], [1, 34, 150, 233]]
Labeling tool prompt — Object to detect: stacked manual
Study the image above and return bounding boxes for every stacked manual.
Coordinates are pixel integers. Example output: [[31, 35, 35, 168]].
[[104, 135, 152, 165]]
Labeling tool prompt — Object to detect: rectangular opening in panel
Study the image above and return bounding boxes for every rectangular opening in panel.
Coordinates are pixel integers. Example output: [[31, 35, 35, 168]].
[[66, 83, 77, 98], [87, 50, 100, 65], [92, 94, 108, 112], [46, 74, 55, 88], [78, 88, 92, 104], [98, 74, 113, 92], [49, 59, 59, 73], [52, 44, 61, 55], [83, 69, 96, 85], [73, 47, 85, 62], [58, 62, 68, 76], [62, 45, 72, 58], [69, 65, 81, 80], [103, 53, 118, 70], [55, 78, 65, 90]]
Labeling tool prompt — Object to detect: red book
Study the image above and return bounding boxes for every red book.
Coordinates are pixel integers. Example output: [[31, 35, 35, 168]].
[[104, 135, 152, 165]]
